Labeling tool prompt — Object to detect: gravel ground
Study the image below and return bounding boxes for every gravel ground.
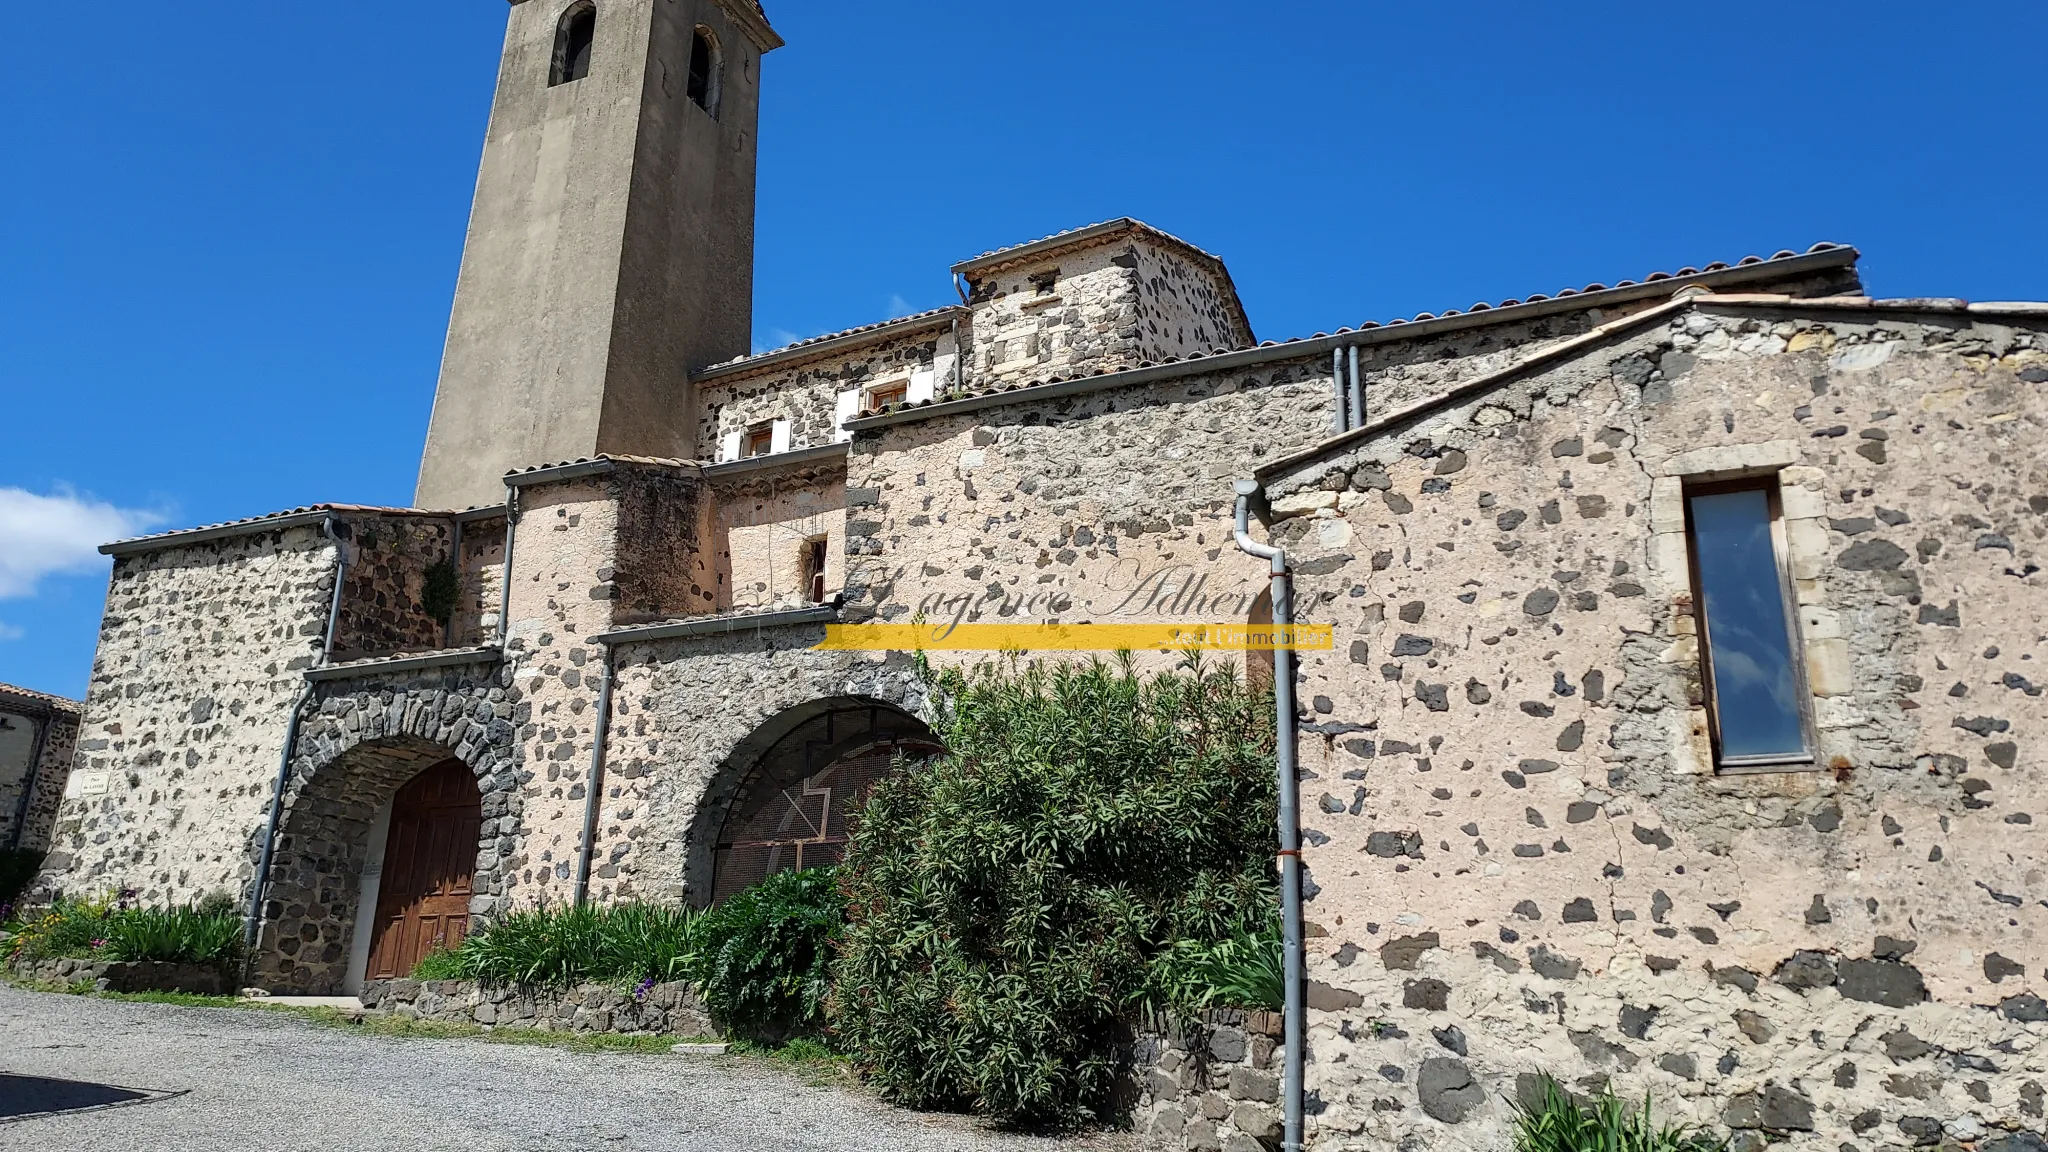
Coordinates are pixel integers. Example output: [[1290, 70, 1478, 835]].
[[0, 986, 1134, 1152]]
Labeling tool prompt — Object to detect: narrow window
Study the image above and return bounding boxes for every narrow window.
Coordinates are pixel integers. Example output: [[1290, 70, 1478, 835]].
[[1684, 478, 1815, 769], [743, 422, 774, 459], [686, 29, 719, 115], [803, 537, 830, 604], [550, 3, 597, 87], [865, 379, 908, 412]]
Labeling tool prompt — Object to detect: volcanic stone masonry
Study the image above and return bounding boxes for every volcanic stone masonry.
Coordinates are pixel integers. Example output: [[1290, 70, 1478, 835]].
[[27, 194, 2047, 1152]]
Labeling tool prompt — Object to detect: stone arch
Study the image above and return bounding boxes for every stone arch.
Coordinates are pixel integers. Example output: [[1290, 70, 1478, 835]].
[[251, 666, 521, 993], [682, 695, 938, 907], [686, 24, 722, 117]]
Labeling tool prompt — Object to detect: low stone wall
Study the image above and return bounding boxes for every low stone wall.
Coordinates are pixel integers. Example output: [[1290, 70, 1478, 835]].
[[362, 978, 718, 1038], [1134, 1009, 1287, 1152], [9, 957, 233, 995]]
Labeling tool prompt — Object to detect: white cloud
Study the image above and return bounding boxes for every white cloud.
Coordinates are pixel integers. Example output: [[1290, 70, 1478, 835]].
[[0, 622, 22, 642], [886, 294, 916, 319], [0, 487, 167, 600]]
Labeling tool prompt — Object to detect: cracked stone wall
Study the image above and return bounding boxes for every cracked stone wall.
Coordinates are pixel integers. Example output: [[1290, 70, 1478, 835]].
[[1264, 305, 2048, 1152], [40, 524, 340, 906], [0, 697, 79, 854]]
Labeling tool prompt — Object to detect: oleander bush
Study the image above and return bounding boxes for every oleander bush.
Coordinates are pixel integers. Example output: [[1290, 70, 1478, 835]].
[[1512, 1074, 1728, 1152], [831, 655, 1279, 1130]]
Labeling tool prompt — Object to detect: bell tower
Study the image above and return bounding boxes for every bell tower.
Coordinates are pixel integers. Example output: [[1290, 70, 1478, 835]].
[[416, 0, 781, 510]]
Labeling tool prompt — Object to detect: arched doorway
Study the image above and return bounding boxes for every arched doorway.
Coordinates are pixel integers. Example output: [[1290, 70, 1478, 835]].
[[706, 701, 940, 903], [365, 759, 482, 981]]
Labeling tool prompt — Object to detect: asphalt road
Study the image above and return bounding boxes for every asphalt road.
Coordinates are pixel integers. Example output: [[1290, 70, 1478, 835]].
[[0, 985, 1129, 1152]]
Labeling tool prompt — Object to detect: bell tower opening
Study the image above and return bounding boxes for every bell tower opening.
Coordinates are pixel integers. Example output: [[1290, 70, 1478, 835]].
[[550, 4, 597, 87]]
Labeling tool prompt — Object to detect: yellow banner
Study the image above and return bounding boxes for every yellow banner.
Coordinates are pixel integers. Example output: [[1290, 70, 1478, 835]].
[[814, 623, 1333, 652]]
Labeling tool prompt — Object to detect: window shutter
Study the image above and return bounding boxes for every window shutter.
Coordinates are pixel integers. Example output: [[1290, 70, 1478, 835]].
[[834, 389, 860, 443], [770, 418, 792, 453], [719, 429, 742, 463], [908, 367, 936, 405]]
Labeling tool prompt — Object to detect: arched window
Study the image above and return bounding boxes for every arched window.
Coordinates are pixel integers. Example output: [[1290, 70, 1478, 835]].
[[550, 3, 597, 87], [686, 28, 720, 116]]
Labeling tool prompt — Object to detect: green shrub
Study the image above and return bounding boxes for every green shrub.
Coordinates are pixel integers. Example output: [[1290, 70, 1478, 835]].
[[410, 947, 471, 981], [690, 866, 844, 1042], [414, 901, 702, 987], [101, 904, 243, 965], [832, 656, 1278, 1130], [1148, 926, 1283, 1013], [1512, 1074, 1727, 1152], [460, 905, 611, 986], [5, 892, 241, 966], [0, 849, 44, 913]]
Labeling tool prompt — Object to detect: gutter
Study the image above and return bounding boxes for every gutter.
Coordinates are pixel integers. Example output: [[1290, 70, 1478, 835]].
[[702, 442, 847, 479], [692, 309, 963, 384], [304, 647, 502, 682], [593, 603, 839, 647], [845, 246, 1860, 435], [245, 514, 350, 960], [1231, 479, 1305, 1152]]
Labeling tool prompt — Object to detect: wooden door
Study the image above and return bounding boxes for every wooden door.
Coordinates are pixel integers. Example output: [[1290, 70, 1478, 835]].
[[367, 759, 482, 981]]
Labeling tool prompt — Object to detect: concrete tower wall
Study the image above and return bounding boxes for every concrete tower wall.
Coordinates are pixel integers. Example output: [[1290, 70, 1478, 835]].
[[416, 0, 777, 511]]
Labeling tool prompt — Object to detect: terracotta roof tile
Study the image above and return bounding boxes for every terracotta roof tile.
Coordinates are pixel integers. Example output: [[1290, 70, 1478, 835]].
[[0, 682, 83, 715]]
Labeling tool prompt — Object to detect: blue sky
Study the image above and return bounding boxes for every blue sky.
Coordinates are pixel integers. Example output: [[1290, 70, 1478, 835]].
[[3, 0, 2043, 698]]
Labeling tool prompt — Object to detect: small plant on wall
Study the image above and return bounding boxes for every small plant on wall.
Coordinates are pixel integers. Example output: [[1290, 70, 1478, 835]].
[[830, 654, 1279, 1130], [421, 556, 462, 625]]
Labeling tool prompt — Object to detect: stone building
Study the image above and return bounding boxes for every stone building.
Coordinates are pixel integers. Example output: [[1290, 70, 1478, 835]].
[[1, 683, 79, 856], [32, 1, 2048, 1149]]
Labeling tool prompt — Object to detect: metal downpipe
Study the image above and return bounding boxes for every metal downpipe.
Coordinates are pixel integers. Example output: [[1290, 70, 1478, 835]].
[[572, 645, 616, 908], [497, 487, 520, 647], [1347, 345, 1364, 432], [245, 515, 349, 960], [1232, 478, 1305, 1152], [1331, 348, 1347, 434]]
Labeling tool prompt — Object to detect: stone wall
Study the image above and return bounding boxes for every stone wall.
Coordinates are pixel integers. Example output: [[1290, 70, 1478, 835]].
[[9, 957, 233, 996], [613, 463, 717, 623], [1130, 243, 1254, 360], [361, 977, 718, 1038], [1135, 1009, 1288, 1152], [589, 622, 923, 905], [256, 654, 522, 993], [43, 523, 339, 906], [0, 689, 79, 853], [963, 242, 1149, 389], [716, 470, 845, 611], [697, 325, 953, 457], [1264, 303, 2048, 1151], [333, 513, 458, 661]]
